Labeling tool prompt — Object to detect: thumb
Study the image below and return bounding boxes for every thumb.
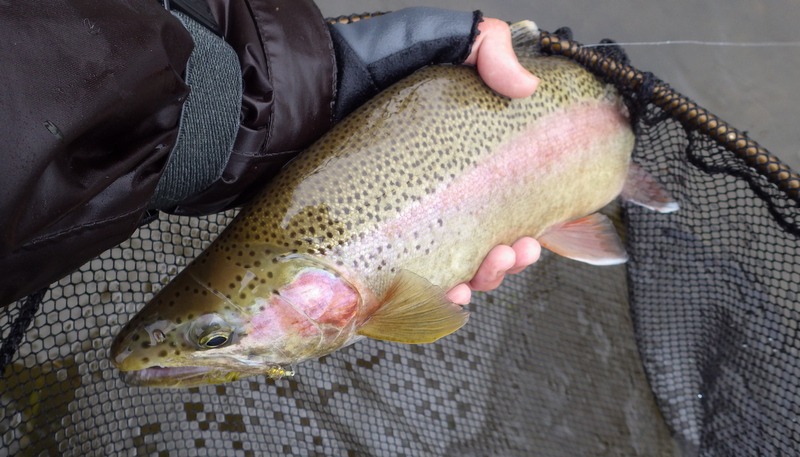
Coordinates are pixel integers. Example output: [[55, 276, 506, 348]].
[[465, 18, 540, 99]]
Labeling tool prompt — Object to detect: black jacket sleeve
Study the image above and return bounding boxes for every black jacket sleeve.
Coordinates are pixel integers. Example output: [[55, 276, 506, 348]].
[[0, 0, 336, 305], [330, 8, 482, 121], [0, 1, 194, 305]]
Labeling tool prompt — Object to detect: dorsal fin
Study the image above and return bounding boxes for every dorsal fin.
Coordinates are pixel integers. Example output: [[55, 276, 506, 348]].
[[357, 270, 469, 344], [510, 20, 541, 58]]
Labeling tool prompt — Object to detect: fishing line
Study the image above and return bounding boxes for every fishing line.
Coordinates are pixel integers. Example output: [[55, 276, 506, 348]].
[[583, 40, 800, 48]]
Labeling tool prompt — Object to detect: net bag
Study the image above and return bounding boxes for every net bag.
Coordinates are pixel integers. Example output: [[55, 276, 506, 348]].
[[1, 18, 798, 456]]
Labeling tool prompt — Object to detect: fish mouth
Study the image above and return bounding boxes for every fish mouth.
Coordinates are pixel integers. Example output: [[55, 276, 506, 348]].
[[120, 366, 224, 388], [119, 364, 294, 388]]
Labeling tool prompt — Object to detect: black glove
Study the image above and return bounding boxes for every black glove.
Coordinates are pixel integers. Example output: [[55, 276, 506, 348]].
[[330, 8, 482, 122]]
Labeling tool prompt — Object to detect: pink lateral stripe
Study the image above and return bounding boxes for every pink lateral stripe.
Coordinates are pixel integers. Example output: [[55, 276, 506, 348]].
[[375, 102, 630, 241]]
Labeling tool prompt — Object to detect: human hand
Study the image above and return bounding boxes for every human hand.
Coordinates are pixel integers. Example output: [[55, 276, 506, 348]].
[[464, 18, 540, 99], [447, 237, 542, 304]]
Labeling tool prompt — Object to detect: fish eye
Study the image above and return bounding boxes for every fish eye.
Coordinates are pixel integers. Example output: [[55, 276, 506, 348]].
[[199, 331, 230, 348], [189, 313, 237, 349]]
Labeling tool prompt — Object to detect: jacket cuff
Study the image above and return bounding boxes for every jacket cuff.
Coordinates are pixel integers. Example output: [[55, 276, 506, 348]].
[[150, 11, 242, 210], [167, 0, 337, 215]]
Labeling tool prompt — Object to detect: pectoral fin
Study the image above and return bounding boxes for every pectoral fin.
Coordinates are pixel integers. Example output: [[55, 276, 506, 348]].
[[357, 270, 469, 344], [539, 213, 628, 265]]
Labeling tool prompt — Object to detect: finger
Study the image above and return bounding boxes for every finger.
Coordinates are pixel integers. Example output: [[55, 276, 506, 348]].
[[469, 244, 516, 292], [466, 19, 539, 99], [506, 237, 542, 274], [446, 283, 472, 305]]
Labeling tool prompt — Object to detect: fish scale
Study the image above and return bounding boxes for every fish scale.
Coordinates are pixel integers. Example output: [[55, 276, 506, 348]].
[[110, 25, 674, 387]]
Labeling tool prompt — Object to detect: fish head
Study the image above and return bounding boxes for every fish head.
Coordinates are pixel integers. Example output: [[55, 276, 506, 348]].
[[111, 249, 363, 387]]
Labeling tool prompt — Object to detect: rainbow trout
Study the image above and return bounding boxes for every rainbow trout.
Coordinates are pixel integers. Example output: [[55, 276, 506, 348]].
[[111, 22, 676, 387]]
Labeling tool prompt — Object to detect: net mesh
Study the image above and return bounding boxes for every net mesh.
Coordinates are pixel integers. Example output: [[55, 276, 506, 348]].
[[539, 30, 800, 455], [626, 111, 800, 455], [1, 211, 675, 456], [2, 22, 799, 456]]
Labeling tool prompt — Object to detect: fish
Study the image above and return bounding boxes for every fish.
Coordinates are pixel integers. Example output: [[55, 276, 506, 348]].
[[110, 22, 677, 387]]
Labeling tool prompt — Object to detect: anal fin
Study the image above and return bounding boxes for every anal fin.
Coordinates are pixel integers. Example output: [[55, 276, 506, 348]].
[[621, 163, 679, 213], [357, 270, 469, 344], [539, 213, 628, 266]]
